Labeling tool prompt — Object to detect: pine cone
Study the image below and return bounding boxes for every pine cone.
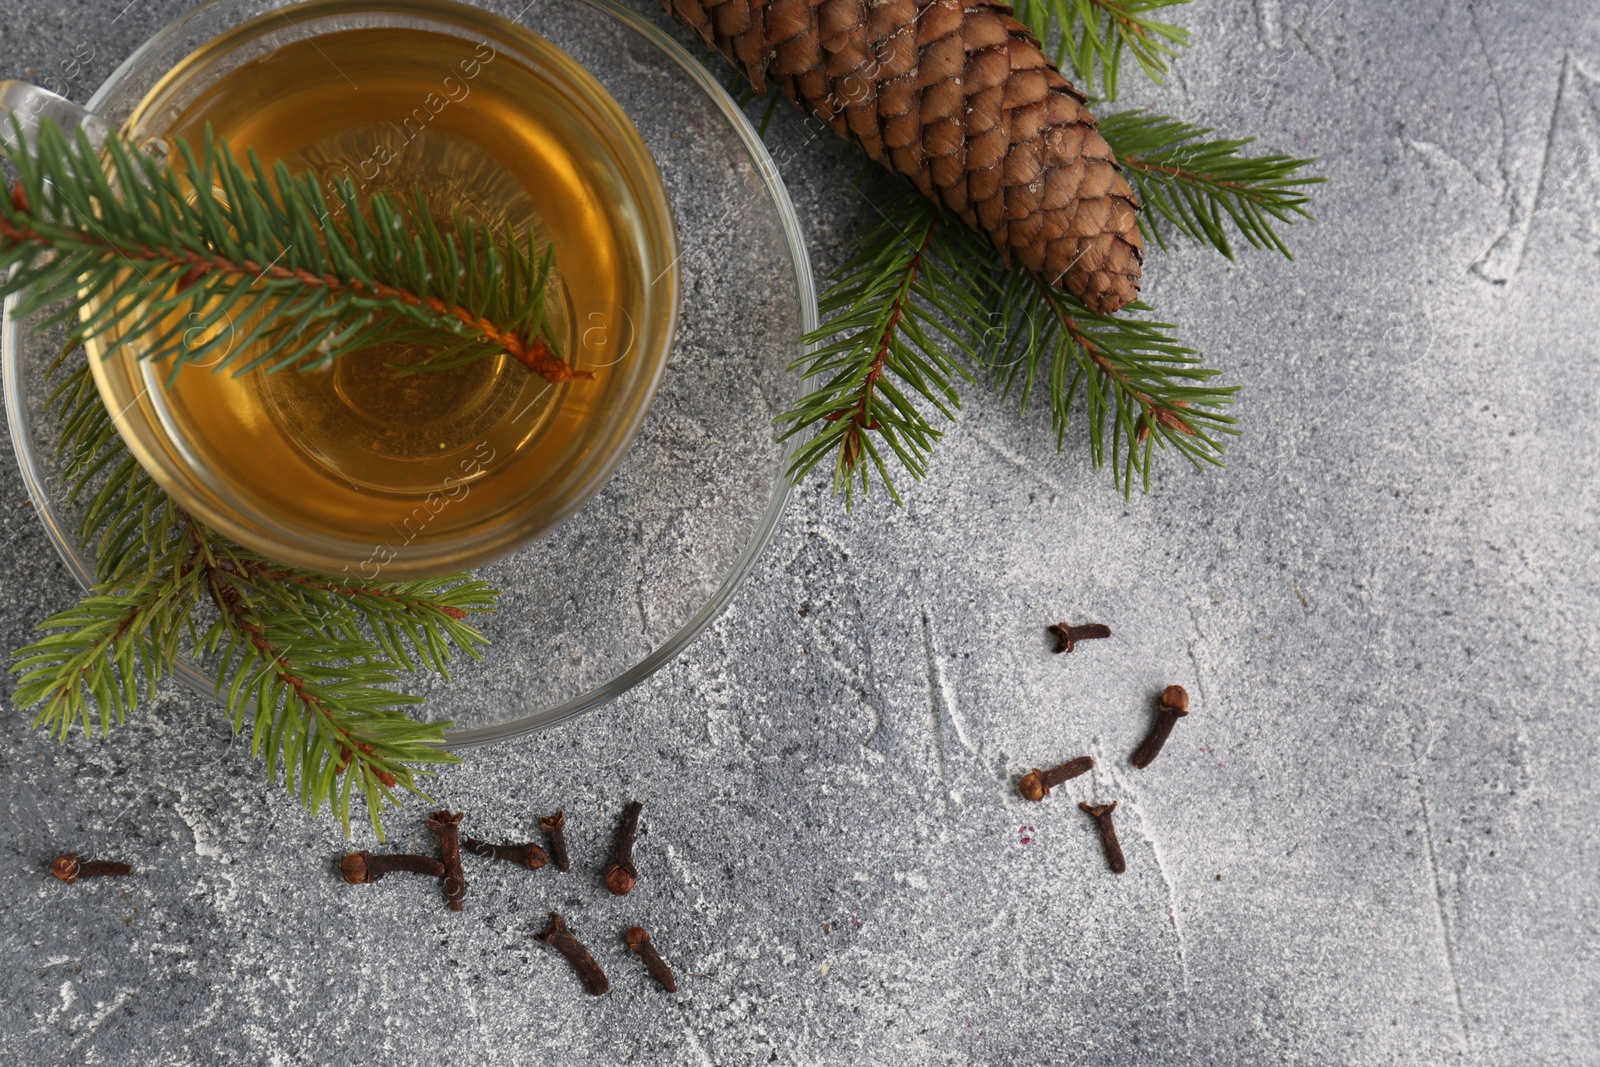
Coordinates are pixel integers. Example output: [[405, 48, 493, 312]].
[[666, 0, 1143, 313]]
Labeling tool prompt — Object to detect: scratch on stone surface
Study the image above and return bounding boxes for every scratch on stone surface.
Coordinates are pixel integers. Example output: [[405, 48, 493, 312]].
[[858, 697, 885, 755], [704, 686, 739, 749], [452, 964, 493, 1065], [1524, 55, 1574, 235], [1417, 786, 1472, 1058], [171, 800, 240, 910], [680, 1024, 717, 1066], [173, 800, 225, 862], [1573, 60, 1600, 245], [1097, 752, 1191, 1004], [1468, 1, 1511, 193], [185, 986, 225, 1038], [965, 425, 1068, 497], [1145, 829, 1191, 1013], [920, 610, 974, 756], [636, 574, 650, 638], [1482, 51, 1570, 282], [919, 611, 952, 801], [1465, 5, 1569, 284], [64, 987, 135, 1053], [1406, 139, 1500, 202], [1100, 748, 1190, 1023]]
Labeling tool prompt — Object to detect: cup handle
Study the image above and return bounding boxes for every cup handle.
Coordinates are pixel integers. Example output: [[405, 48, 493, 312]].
[[0, 80, 119, 152]]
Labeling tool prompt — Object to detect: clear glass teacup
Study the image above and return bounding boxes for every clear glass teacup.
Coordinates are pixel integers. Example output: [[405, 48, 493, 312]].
[[1, 0, 678, 579]]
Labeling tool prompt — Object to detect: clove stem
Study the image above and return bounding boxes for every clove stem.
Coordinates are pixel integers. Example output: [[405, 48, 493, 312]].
[[1130, 685, 1190, 769], [539, 810, 570, 873], [1080, 802, 1126, 874], [426, 810, 468, 911], [624, 926, 678, 992], [1018, 755, 1094, 801], [537, 912, 609, 995], [339, 851, 445, 884], [1047, 622, 1112, 654]]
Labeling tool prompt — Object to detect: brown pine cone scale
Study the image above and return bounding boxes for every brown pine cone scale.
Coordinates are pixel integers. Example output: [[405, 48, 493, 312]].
[[666, 0, 1144, 313]]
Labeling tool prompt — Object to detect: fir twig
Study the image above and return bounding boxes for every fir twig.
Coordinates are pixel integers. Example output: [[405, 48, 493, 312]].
[[12, 570, 194, 741], [780, 194, 994, 503], [985, 270, 1237, 493], [11, 352, 498, 837], [1099, 111, 1324, 259], [195, 535, 458, 837], [0, 119, 527, 833], [1013, 0, 1191, 99], [0, 116, 576, 382]]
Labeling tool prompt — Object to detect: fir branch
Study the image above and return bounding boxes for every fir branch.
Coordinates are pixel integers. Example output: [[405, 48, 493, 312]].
[[1013, 0, 1191, 100], [0, 116, 577, 382], [41, 336, 203, 585], [780, 193, 994, 503], [1099, 110, 1324, 258], [783, 177, 1238, 498], [10, 352, 498, 837]]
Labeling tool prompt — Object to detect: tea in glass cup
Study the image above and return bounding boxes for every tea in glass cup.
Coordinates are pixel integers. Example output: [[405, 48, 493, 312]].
[[83, 0, 678, 578]]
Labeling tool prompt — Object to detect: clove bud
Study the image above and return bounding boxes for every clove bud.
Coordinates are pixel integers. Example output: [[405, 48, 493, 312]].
[[1047, 622, 1112, 654], [49, 853, 133, 884], [604, 801, 643, 896], [1079, 802, 1126, 874], [539, 810, 570, 872], [463, 838, 549, 870], [624, 926, 678, 992], [1018, 756, 1094, 802], [339, 851, 445, 884], [1130, 685, 1190, 769], [426, 810, 468, 911]]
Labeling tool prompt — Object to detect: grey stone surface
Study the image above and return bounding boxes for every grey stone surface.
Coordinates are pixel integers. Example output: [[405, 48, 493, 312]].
[[2, 0, 1599, 1063]]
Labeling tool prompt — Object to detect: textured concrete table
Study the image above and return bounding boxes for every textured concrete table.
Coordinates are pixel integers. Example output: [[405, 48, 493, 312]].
[[3, 0, 1599, 1063]]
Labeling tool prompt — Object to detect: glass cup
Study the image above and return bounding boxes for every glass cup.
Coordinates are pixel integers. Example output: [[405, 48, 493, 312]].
[[1, 0, 679, 578], [6, 0, 816, 741]]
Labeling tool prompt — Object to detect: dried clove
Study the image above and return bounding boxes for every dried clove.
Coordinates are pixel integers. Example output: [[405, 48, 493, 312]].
[[1047, 622, 1112, 654], [604, 801, 643, 896], [624, 926, 678, 993], [1018, 756, 1094, 802], [463, 838, 549, 870], [536, 912, 609, 995], [1079, 802, 1126, 874], [426, 810, 468, 911], [539, 810, 570, 872], [1130, 685, 1190, 769], [339, 851, 445, 885], [49, 853, 133, 884]]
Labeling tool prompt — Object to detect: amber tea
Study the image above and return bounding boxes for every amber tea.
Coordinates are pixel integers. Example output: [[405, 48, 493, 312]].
[[87, 2, 677, 577]]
